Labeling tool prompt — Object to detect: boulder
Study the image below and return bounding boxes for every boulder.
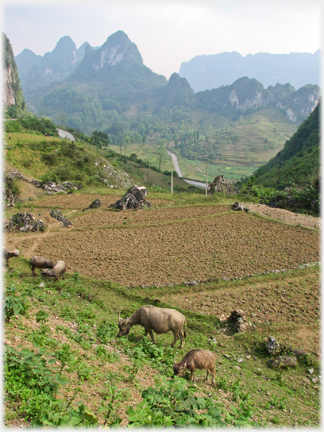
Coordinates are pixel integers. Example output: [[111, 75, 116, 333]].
[[267, 336, 280, 355], [228, 309, 248, 333], [83, 199, 101, 211], [88, 199, 101, 209], [208, 175, 238, 195], [109, 185, 151, 211], [268, 356, 297, 369], [50, 209, 73, 228]]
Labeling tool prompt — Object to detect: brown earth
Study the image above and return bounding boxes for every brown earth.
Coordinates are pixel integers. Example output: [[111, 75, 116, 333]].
[[5, 197, 320, 287], [242, 202, 320, 229], [158, 269, 320, 355]]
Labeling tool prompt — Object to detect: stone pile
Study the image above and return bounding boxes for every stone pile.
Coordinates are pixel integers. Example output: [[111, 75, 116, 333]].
[[4, 212, 45, 232], [266, 336, 307, 369], [83, 199, 101, 211], [49, 210, 73, 228], [208, 175, 238, 194], [40, 181, 82, 194], [4, 171, 83, 196], [227, 309, 248, 333], [268, 356, 298, 369], [109, 186, 151, 211]]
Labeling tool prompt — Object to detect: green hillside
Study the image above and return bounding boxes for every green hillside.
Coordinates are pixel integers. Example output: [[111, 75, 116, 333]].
[[253, 103, 320, 188]]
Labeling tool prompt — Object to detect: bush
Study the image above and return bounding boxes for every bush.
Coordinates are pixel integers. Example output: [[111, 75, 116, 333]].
[[19, 114, 57, 135], [5, 120, 22, 133]]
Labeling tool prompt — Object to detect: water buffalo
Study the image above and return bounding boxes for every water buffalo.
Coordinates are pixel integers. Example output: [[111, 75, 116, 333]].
[[4, 248, 20, 266], [173, 349, 216, 385], [41, 260, 66, 280], [30, 256, 55, 276], [117, 305, 186, 348]]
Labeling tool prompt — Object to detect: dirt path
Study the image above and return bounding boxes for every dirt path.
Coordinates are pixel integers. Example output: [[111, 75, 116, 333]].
[[242, 202, 320, 229]]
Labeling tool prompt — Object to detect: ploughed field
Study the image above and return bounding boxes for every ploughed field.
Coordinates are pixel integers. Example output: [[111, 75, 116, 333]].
[[8, 195, 320, 288]]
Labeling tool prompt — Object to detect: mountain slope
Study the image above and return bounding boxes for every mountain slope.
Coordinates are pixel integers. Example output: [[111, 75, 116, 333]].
[[156, 73, 195, 111], [179, 50, 321, 92], [253, 102, 320, 188], [195, 77, 319, 123]]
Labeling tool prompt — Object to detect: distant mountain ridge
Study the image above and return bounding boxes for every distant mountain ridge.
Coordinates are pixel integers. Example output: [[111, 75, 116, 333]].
[[195, 77, 319, 124], [15, 36, 90, 88], [179, 51, 321, 92], [12, 30, 320, 133]]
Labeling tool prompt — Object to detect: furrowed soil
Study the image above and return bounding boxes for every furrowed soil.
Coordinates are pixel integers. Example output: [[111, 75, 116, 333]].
[[6, 196, 319, 288]]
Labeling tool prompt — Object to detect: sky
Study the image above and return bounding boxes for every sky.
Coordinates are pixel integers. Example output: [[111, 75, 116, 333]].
[[2, 0, 323, 80]]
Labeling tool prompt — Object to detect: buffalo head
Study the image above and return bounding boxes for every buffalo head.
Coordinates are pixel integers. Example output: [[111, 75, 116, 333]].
[[117, 312, 131, 337], [173, 361, 187, 377]]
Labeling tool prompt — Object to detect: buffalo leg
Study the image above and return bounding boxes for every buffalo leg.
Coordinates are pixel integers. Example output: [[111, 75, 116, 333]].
[[206, 370, 209, 381], [171, 330, 179, 348], [147, 328, 155, 343], [178, 329, 184, 348], [190, 369, 195, 381]]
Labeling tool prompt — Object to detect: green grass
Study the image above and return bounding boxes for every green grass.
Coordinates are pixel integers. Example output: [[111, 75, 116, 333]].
[[4, 256, 320, 428]]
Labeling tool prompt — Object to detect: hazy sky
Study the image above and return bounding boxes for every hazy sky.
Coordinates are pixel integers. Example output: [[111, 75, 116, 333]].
[[3, 0, 322, 80]]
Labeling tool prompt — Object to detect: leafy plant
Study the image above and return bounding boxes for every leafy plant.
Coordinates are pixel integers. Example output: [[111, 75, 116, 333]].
[[4, 286, 29, 322], [127, 376, 254, 427]]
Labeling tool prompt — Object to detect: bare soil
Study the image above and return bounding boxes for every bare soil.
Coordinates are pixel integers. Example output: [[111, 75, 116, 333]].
[[159, 269, 320, 355], [5, 196, 320, 288], [242, 202, 320, 229]]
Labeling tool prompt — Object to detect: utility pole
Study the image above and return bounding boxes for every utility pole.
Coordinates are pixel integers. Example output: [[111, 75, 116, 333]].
[[205, 159, 209, 197], [171, 171, 173, 194]]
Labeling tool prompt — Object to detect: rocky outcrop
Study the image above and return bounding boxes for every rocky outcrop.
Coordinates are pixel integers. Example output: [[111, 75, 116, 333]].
[[208, 175, 238, 194], [4, 212, 45, 232], [268, 356, 297, 369], [3, 33, 24, 109], [5, 171, 83, 197], [49, 210, 73, 228], [85, 199, 101, 210], [227, 309, 248, 333], [109, 185, 151, 211]]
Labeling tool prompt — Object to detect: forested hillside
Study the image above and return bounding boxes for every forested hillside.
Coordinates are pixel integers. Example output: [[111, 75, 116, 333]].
[[253, 102, 320, 188]]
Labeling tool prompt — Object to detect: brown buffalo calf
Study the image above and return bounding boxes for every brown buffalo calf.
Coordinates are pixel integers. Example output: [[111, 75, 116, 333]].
[[173, 349, 216, 384]]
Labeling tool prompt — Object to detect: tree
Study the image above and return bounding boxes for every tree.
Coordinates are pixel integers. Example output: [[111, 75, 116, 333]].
[[56, 112, 68, 128], [90, 130, 110, 149]]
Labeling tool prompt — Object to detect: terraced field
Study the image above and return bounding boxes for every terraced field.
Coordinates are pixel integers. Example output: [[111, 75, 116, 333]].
[[5, 195, 319, 287]]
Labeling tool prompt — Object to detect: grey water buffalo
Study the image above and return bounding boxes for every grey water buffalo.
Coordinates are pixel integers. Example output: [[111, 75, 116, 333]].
[[30, 256, 55, 276], [41, 260, 66, 280], [3, 248, 19, 266], [117, 305, 186, 348], [173, 349, 216, 385]]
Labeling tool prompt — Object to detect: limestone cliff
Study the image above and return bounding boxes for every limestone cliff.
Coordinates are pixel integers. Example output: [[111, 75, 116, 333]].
[[3, 32, 24, 109]]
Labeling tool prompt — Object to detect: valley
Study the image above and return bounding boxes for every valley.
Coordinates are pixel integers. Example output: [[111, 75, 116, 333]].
[[3, 28, 321, 429]]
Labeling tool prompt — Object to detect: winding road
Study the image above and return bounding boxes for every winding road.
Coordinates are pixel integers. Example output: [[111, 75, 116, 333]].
[[167, 150, 206, 189], [57, 128, 75, 141]]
